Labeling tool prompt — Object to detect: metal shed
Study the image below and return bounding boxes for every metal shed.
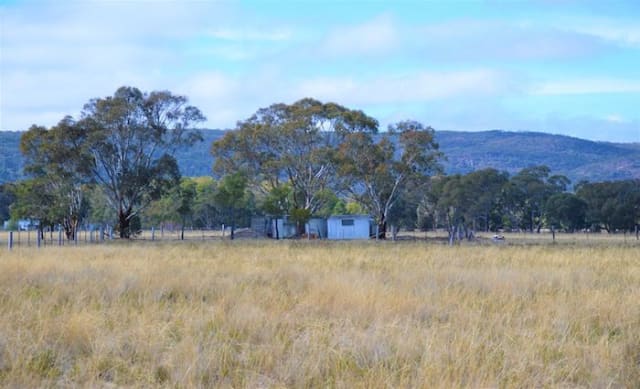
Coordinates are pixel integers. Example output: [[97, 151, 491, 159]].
[[327, 215, 373, 240]]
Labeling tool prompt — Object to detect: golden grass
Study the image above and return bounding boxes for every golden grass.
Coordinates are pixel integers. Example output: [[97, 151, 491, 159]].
[[0, 241, 639, 387]]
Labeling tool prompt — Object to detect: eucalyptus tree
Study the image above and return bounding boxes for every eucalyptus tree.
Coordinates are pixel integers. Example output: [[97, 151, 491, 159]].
[[544, 192, 587, 232], [337, 120, 442, 238], [462, 168, 510, 232], [79, 86, 205, 238], [212, 98, 378, 220], [507, 166, 569, 232], [18, 117, 92, 239], [576, 180, 640, 233], [214, 172, 250, 240]]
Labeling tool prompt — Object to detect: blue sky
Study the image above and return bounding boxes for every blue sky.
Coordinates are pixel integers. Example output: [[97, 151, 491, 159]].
[[1, 0, 639, 142]]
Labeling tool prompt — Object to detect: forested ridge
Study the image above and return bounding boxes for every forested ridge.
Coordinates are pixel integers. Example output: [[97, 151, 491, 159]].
[[2, 129, 638, 184]]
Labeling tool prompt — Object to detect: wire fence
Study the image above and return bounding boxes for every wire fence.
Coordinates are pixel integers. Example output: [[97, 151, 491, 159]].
[[1, 227, 638, 252]]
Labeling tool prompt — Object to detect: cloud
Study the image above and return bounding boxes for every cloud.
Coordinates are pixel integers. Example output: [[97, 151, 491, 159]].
[[206, 27, 293, 42], [321, 14, 398, 56], [415, 19, 607, 61], [565, 20, 640, 47], [532, 78, 640, 95], [542, 115, 640, 143], [1, 2, 638, 143], [295, 69, 514, 105]]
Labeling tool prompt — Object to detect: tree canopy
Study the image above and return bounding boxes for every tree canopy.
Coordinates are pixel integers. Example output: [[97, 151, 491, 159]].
[[15, 86, 205, 238], [212, 98, 378, 217]]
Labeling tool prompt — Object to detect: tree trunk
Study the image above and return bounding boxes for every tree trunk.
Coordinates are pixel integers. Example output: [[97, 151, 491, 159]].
[[296, 222, 305, 238], [377, 219, 387, 239], [62, 216, 78, 241], [230, 208, 235, 240], [448, 224, 456, 246], [118, 208, 132, 239]]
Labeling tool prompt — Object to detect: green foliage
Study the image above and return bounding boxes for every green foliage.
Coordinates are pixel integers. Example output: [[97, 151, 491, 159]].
[[544, 193, 587, 232], [192, 176, 221, 229], [79, 86, 205, 238], [337, 121, 442, 236], [85, 185, 116, 226], [16, 118, 92, 238], [576, 180, 640, 232], [212, 98, 378, 214], [506, 166, 569, 232], [345, 202, 364, 215], [261, 184, 293, 217], [215, 172, 251, 239], [289, 207, 312, 235]]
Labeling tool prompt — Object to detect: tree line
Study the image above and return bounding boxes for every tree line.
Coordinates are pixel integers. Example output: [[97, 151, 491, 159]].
[[1, 87, 638, 240]]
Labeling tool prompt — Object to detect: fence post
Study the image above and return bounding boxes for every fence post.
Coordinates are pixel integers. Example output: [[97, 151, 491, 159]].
[[100, 226, 105, 242], [58, 227, 63, 246], [37, 230, 41, 248], [151, 227, 155, 241], [8, 231, 13, 251]]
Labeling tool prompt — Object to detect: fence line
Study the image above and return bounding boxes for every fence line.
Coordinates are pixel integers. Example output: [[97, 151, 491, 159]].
[[1, 228, 638, 251]]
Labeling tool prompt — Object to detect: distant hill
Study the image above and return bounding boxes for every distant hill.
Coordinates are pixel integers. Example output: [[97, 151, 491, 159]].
[[434, 130, 640, 183], [0, 131, 23, 183], [1, 129, 638, 184]]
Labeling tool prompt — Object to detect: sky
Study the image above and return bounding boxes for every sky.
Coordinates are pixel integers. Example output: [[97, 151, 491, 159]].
[[1, 0, 639, 143]]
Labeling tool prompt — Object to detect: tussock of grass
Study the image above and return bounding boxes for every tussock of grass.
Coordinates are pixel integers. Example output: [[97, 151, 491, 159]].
[[0, 242, 639, 387]]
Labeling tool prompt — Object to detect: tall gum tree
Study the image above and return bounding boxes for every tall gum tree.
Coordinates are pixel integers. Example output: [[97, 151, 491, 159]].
[[212, 98, 378, 221], [79, 86, 205, 238], [18, 117, 92, 239], [337, 120, 443, 238]]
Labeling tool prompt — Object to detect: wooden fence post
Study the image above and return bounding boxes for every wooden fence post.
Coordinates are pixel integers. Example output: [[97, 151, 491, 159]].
[[8, 231, 13, 251]]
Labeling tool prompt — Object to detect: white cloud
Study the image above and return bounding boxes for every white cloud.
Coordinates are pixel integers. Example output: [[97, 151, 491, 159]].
[[532, 78, 640, 95], [321, 14, 398, 56], [206, 27, 293, 42], [416, 19, 606, 61], [565, 20, 640, 47], [605, 114, 628, 124], [295, 69, 512, 105]]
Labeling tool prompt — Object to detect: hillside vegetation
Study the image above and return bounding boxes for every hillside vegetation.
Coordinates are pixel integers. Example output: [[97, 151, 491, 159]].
[[436, 130, 640, 182], [1, 241, 639, 387], [1, 129, 638, 184]]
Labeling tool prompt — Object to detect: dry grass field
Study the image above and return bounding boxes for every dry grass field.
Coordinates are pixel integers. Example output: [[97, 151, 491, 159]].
[[0, 240, 639, 387]]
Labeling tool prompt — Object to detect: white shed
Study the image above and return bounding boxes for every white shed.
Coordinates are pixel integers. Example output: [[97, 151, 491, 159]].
[[327, 215, 373, 240]]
